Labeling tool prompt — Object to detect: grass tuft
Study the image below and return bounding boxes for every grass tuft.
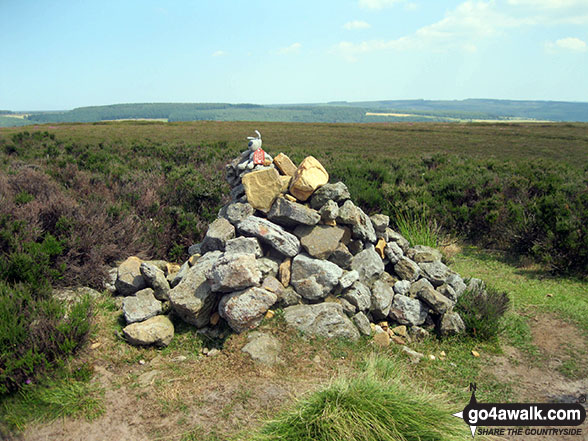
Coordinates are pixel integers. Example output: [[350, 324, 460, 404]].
[[392, 208, 442, 248]]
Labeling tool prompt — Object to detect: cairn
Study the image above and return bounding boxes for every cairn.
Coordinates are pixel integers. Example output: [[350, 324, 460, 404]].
[[110, 131, 471, 349]]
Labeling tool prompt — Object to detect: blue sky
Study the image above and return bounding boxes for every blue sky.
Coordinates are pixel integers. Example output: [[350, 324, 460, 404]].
[[1, 0, 587, 110]]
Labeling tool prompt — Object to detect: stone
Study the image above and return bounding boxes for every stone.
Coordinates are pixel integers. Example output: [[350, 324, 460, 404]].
[[319, 200, 339, 223], [210, 312, 220, 326], [402, 346, 424, 364], [283, 303, 360, 341], [351, 245, 384, 283], [201, 218, 235, 253], [257, 256, 281, 279], [391, 335, 406, 345], [370, 214, 389, 233], [206, 253, 261, 292], [289, 156, 329, 201], [339, 270, 360, 290], [170, 261, 190, 288], [375, 238, 386, 259], [294, 224, 348, 259], [279, 175, 292, 193], [242, 332, 283, 365], [467, 278, 486, 292], [353, 312, 372, 336], [437, 283, 457, 302], [370, 280, 394, 319], [337, 201, 377, 243], [338, 297, 357, 316], [391, 325, 407, 337], [168, 251, 222, 328], [373, 330, 390, 347], [446, 273, 467, 298], [220, 201, 255, 225], [122, 288, 162, 324], [439, 312, 466, 336], [166, 262, 181, 276], [273, 153, 298, 176], [241, 167, 283, 212], [342, 281, 371, 312], [407, 245, 443, 263], [393, 280, 411, 295], [230, 184, 245, 200], [237, 216, 301, 257], [328, 243, 353, 269], [389, 295, 428, 326], [309, 182, 351, 209], [384, 241, 404, 264], [409, 278, 435, 298], [394, 257, 420, 282], [347, 239, 364, 255], [410, 326, 430, 341], [224, 236, 263, 258], [386, 228, 410, 252], [123, 315, 174, 347], [140, 262, 170, 301], [290, 254, 343, 300], [278, 286, 302, 307], [188, 255, 200, 266], [471, 350, 480, 358], [115, 256, 147, 296], [419, 261, 451, 287], [278, 257, 292, 287], [267, 197, 320, 227], [414, 282, 453, 315], [188, 243, 201, 256], [261, 275, 285, 297], [218, 287, 278, 333]]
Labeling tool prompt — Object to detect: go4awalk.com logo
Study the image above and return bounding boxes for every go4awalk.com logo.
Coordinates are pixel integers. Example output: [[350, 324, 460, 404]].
[[453, 384, 586, 438]]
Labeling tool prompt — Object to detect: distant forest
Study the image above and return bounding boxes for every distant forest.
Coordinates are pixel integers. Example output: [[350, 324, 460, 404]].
[[2, 99, 588, 127]]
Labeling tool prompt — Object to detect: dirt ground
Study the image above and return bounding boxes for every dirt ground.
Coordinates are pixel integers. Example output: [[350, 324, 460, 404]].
[[486, 314, 588, 441], [11, 312, 588, 441]]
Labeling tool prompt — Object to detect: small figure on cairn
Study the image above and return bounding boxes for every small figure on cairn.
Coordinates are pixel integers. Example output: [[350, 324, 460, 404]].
[[238, 130, 273, 170]]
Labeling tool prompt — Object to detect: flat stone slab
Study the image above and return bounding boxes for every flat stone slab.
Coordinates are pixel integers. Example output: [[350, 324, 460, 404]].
[[237, 216, 301, 257], [123, 315, 174, 347], [267, 197, 320, 227], [284, 303, 360, 341], [123, 288, 162, 324], [294, 224, 348, 259]]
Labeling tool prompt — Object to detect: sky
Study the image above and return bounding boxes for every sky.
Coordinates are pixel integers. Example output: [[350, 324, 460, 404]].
[[1, 0, 587, 110]]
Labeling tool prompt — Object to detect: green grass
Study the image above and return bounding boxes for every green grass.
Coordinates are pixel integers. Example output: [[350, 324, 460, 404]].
[[253, 354, 472, 441], [392, 209, 441, 248]]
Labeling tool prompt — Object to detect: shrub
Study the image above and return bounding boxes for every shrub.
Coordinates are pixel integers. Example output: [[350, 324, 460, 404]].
[[456, 282, 510, 340]]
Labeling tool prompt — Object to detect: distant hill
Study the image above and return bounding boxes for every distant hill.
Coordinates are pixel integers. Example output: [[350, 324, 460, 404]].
[[2, 99, 588, 127]]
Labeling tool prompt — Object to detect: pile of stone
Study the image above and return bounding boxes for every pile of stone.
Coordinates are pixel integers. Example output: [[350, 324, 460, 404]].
[[108, 137, 474, 349]]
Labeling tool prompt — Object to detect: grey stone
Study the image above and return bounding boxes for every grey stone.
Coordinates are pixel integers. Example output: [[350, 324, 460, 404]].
[[309, 182, 351, 209], [413, 281, 453, 314], [188, 243, 201, 256], [337, 201, 376, 243], [237, 216, 301, 257], [407, 245, 443, 263], [409, 325, 430, 341], [104, 267, 118, 294], [123, 288, 162, 324], [224, 236, 263, 258], [393, 280, 411, 295], [384, 241, 404, 264], [230, 183, 245, 200], [439, 311, 466, 336], [242, 332, 283, 365], [389, 294, 428, 326], [339, 270, 360, 290], [438, 283, 457, 302], [284, 303, 360, 341], [328, 243, 354, 269], [115, 256, 147, 296], [257, 256, 281, 279], [351, 245, 384, 283], [467, 277, 486, 292], [401, 346, 424, 363], [370, 214, 389, 233], [170, 261, 190, 288], [394, 257, 420, 282], [206, 253, 261, 293], [218, 287, 277, 333], [168, 251, 222, 328], [338, 297, 357, 316], [409, 278, 435, 298], [261, 275, 285, 297], [319, 200, 339, 223], [370, 280, 394, 319], [446, 273, 467, 298], [201, 218, 235, 253], [220, 201, 255, 225], [267, 197, 321, 227], [419, 261, 451, 286], [294, 224, 348, 259], [140, 262, 170, 301], [342, 281, 371, 312], [278, 286, 302, 307], [353, 312, 372, 336], [348, 239, 364, 255], [386, 228, 410, 252], [291, 254, 343, 301], [123, 315, 174, 347]]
